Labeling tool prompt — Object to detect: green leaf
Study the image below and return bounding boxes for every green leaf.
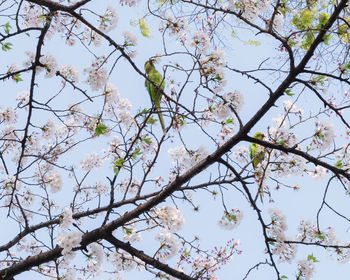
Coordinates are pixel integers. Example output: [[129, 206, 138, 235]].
[[227, 213, 237, 222], [1, 42, 12, 52], [132, 148, 142, 159], [318, 12, 330, 28], [280, 276, 288, 279], [307, 254, 319, 262], [292, 9, 316, 30], [123, 226, 133, 235], [335, 160, 343, 169], [4, 22, 11, 34], [243, 40, 261, 46], [113, 158, 125, 174], [315, 232, 326, 240], [285, 89, 294, 96], [13, 73, 23, 83], [225, 118, 234, 124], [95, 123, 108, 136], [139, 18, 151, 38], [147, 115, 158, 124], [278, 140, 287, 147], [311, 75, 325, 85], [143, 137, 152, 144], [114, 158, 125, 167]]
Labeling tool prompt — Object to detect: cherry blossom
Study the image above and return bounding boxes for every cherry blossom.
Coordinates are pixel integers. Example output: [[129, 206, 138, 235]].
[[2, 1, 350, 279], [57, 231, 83, 255]]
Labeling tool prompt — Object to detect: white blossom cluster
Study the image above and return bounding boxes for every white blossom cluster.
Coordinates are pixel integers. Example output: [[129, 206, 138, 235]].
[[46, 170, 63, 193], [150, 206, 185, 261], [107, 136, 125, 162], [93, 181, 109, 195], [112, 249, 144, 271], [283, 100, 304, 115], [224, 0, 273, 21], [191, 31, 210, 53], [192, 255, 218, 278], [200, 48, 227, 93], [297, 258, 316, 280], [119, 0, 141, 7], [274, 153, 307, 177], [104, 83, 120, 107], [21, 3, 46, 28], [99, 6, 119, 32], [155, 205, 185, 232], [122, 31, 138, 57], [20, 188, 35, 207], [118, 177, 140, 194], [268, 209, 288, 242], [308, 165, 327, 180], [218, 209, 243, 230], [80, 152, 103, 171], [273, 12, 285, 32], [102, 83, 135, 128], [296, 220, 350, 263], [311, 120, 335, 151], [0, 107, 17, 124], [212, 90, 244, 120], [155, 230, 179, 262], [3, 175, 18, 195], [56, 231, 83, 255], [60, 65, 79, 82], [335, 145, 350, 172], [84, 57, 108, 91], [164, 16, 189, 43], [122, 223, 142, 243], [40, 53, 58, 78], [87, 243, 104, 276], [232, 146, 250, 164], [82, 27, 103, 47], [268, 126, 297, 148], [63, 268, 76, 280], [16, 91, 30, 108], [42, 118, 57, 140], [60, 207, 73, 230], [23, 51, 58, 78], [168, 145, 208, 180], [267, 209, 297, 263], [123, 31, 138, 47]]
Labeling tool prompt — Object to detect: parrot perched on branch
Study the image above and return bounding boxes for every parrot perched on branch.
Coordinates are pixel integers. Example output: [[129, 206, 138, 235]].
[[144, 59, 166, 135], [249, 132, 266, 200]]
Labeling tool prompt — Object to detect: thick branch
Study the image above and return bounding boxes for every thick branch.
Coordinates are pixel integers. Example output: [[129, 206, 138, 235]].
[[105, 235, 196, 280]]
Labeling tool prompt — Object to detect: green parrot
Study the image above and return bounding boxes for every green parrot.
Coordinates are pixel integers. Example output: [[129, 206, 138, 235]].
[[249, 132, 266, 200], [144, 59, 166, 135]]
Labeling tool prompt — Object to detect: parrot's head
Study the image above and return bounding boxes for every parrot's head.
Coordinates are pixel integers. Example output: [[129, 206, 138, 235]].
[[144, 59, 155, 73], [253, 132, 265, 140]]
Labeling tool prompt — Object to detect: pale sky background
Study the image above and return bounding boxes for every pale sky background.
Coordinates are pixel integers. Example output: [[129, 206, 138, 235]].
[[2, 0, 350, 279]]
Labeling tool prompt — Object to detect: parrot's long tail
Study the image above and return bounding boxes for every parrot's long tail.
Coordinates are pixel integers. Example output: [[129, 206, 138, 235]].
[[156, 104, 166, 135]]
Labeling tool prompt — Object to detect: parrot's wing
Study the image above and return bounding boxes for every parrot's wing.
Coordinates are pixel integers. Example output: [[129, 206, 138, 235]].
[[145, 79, 152, 98], [145, 66, 167, 135], [149, 70, 164, 102]]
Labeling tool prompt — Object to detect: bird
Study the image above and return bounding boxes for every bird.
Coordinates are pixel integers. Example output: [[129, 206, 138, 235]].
[[249, 132, 266, 200], [144, 59, 166, 135]]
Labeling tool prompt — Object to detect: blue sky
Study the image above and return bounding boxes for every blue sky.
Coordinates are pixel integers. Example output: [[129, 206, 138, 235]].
[[2, 0, 350, 279]]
